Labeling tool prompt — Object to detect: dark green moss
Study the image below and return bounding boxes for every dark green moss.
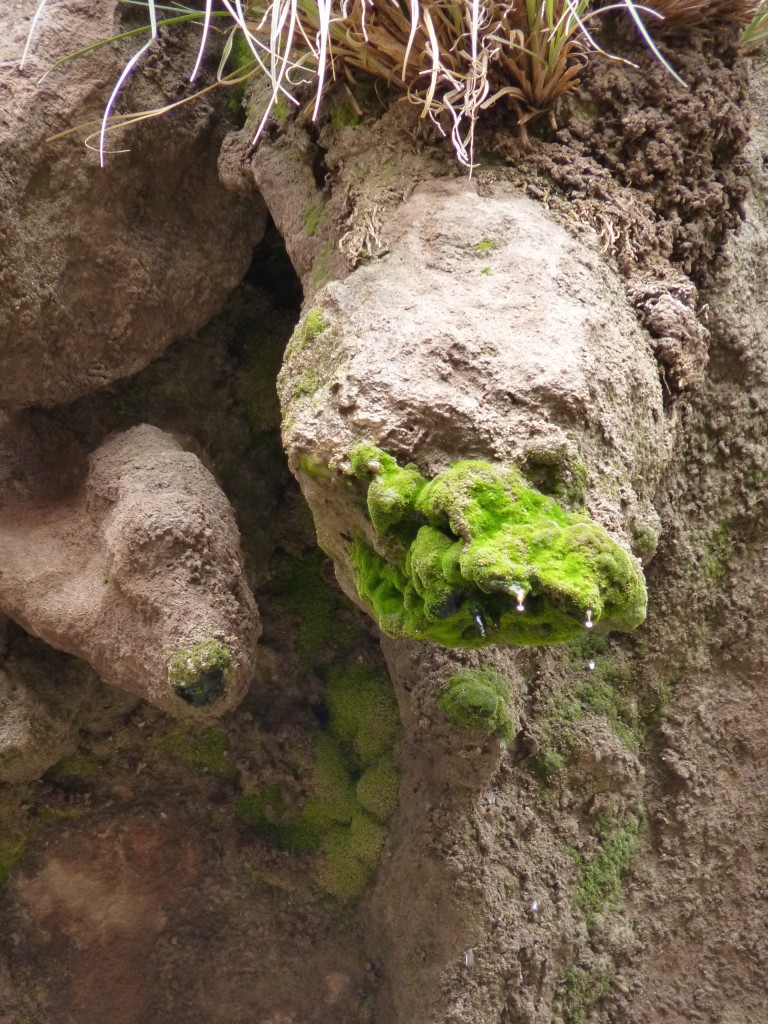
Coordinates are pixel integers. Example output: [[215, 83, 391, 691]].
[[355, 754, 399, 821], [271, 549, 358, 667], [162, 724, 239, 780], [316, 812, 387, 900], [439, 668, 514, 741], [348, 447, 647, 648]]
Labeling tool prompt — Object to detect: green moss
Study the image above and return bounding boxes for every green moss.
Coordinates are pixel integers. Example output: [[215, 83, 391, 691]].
[[439, 668, 514, 741], [273, 93, 289, 124], [356, 754, 399, 821], [480, 265, 492, 275], [348, 447, 647, 649], [325, 661, 399, 765], [162, 724, 239, 780], [311, 243, 333, 290], [271, 548, 356, 667], [474, 237, 499, 253], [292, 368, 321, 401], [0, 829, 29, 886], [54, 751, 102, 780], [572, 812, 644, 924], [555, 961, 615, 1024], [302, 733, 358, 831], [167, 639, 232, 707], [304, 201, 324, 237], [290, 308, 327, 353], [316, 812, 387, 899], [329, 99, 361, 129]]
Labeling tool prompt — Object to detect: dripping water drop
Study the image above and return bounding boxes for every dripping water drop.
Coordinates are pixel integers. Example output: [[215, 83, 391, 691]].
[[584, 609, 593, 629]]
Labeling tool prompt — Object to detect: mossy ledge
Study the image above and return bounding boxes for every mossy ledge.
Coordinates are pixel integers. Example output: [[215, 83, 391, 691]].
[[346, 445, 647, 647]]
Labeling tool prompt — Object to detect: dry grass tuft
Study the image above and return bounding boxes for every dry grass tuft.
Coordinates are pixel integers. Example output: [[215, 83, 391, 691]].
[[22, 0, 762, 169], [640, 0, 759, 29]]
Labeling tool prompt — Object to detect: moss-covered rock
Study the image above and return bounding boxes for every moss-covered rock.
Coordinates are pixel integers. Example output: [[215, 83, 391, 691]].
[[348, 447, 647, 647], [167, 639, 233, 707], [439, 668, 514, 742]]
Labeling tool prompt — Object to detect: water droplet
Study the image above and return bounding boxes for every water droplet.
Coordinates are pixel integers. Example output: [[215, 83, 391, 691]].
[[584, 609, 593, 629], [488, 793, 496, 805], [464, 948, 475, 968], [472, 610, 486, 638], [530, 899, 539, 914], [588, 659, 596, 671], [515, 588, 526, 612]]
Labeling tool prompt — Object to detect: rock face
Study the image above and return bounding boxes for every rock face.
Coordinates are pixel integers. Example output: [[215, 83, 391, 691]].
[[0, 0, 265, 411], [279, 181, 670, 643], [0, 420, 260, 716]]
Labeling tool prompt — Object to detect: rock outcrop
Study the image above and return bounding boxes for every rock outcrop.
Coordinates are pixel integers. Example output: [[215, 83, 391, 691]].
[[0, 420, 259, 716]]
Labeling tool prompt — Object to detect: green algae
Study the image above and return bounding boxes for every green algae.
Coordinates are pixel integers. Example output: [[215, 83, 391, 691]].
[[348, 447, 647, 648], [439, 668, 514, 741]]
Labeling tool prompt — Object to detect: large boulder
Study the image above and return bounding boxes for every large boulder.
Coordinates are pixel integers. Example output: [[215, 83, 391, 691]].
[[278, 181, 671, 647]]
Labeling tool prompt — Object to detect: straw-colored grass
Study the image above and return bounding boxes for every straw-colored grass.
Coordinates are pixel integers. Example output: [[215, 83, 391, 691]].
[[19, 1, 758, 169]]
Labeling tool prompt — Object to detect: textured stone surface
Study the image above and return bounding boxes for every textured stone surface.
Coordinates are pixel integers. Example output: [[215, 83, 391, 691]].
[[0, 0, 265, 411], [0, 420, 260, 716]]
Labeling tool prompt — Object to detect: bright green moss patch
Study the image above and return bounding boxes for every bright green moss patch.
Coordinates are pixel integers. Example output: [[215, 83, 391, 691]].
[[302, 733, 358, 832], [348, 447, 647, 648], [290, 308, 327, 353], [168, 639, 232, 707], [439, 668, 514, 741], [474, 237, 499, 253], [162, 724, 239, 780]]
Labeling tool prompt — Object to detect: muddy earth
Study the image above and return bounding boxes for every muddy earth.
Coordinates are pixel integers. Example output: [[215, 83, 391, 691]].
[[1, 4, 768, 1024]]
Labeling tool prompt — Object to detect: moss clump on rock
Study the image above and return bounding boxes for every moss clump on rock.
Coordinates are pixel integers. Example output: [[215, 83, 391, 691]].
[[236, 658, 400, 900], [348, 446, 647, 647], [290, 307, 327, 353], [439, 667, 514, 742], [168, 639, 233, 707]]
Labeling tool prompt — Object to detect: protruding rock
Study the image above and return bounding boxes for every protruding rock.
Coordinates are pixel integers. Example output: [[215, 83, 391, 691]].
[[278, 182, 669, 645], [0, 421, 260, 716], [0, 0, 265, 411]]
